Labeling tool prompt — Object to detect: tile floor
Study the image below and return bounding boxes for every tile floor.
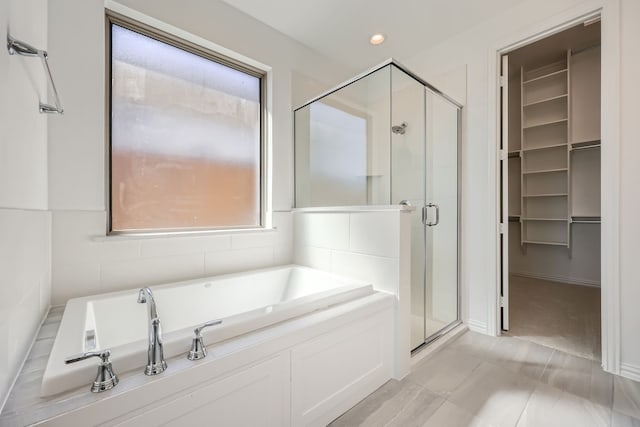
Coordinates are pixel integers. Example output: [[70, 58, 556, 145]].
[[330, 331, 640, 427], [507, 275, 601, 361]]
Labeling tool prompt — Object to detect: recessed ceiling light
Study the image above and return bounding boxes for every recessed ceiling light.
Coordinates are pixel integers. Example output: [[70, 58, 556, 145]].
[[370, 34, 385, 45]]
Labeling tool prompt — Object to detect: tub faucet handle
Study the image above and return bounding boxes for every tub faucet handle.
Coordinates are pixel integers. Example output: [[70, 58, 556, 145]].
[[65, 349, 119, 393], [188, 319, 223, 361]]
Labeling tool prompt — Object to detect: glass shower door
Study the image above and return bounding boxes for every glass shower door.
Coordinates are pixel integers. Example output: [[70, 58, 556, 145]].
[[423, 88, 460, 340], [390, 66, 426, 350]]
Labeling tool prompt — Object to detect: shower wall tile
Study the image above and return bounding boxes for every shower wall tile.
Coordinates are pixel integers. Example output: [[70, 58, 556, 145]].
[[332, 252, 399, 295], [294, 213, 350, 250], [293, 210, 403, 294]]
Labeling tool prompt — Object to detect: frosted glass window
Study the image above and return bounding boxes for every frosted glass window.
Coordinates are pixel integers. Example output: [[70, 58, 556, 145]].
[[110, 23, 262, 232]]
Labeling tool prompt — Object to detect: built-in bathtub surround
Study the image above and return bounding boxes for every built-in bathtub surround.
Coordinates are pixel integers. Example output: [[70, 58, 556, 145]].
[[293, 206, 413, 377], [1, 271, 393, 426], [42, 265, 373, 396]]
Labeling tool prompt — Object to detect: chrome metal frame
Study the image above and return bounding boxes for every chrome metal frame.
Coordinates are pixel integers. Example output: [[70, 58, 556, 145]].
[[7, 35, 64, 114], [294, 58, 463, 112]]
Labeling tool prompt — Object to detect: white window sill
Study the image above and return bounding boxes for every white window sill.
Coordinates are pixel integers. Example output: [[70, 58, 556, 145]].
[[91, 227, 277, 242]]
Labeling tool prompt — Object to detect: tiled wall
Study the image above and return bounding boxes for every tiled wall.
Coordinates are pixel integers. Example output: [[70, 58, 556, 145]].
[[293, 208, 412, 376], [51, 211, 292, 305], [0, 210, 51, 409], [0, 0, 51, 407]]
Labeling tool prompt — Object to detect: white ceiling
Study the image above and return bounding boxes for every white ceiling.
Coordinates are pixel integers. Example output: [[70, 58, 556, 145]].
[[221, 0, 527, 70]]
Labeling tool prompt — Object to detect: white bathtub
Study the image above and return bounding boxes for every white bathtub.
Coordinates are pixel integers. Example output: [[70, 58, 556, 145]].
[[42, 265, 374, 396]]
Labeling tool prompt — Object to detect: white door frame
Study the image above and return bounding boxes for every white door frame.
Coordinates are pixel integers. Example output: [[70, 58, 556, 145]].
[[487, 0, 621, 374]]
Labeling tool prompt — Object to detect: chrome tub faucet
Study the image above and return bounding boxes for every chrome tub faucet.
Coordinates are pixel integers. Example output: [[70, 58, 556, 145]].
[[137, 287, 167, 375]]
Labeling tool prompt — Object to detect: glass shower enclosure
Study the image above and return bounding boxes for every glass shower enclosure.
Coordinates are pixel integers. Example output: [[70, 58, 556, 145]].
[[294, 60, 461, 351]]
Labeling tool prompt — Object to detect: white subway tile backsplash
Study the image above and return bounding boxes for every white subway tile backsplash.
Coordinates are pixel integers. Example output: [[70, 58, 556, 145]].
[[205, 247, 275, 276], [349, 211, 399, 258], [293, 245, 332, 271], [294, 213, 349, 250], [51, 260, 101, 305], [140, 234, 231, 257], [0, 207, 50, 408], [231, 231, 276, 249], [331, 251, 399, 295], [100, 254, 205, 293], [273, 211, 293, 240], [275, 244, 294, 265], [52, 211, 140, 262]]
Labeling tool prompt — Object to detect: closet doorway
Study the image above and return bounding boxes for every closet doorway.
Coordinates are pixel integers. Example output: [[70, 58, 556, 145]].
[[499, 19, 602, 360]]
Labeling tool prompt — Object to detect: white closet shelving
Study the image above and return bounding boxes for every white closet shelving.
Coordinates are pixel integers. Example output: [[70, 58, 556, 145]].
[[509, 45, 601, 248], [517, 55, 571, 246]]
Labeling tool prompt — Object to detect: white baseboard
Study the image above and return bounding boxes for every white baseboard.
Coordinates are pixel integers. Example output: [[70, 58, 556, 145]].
[[511, 272, 600, 288], [466, 319, 488, 334], [620, 363, 640, 382]]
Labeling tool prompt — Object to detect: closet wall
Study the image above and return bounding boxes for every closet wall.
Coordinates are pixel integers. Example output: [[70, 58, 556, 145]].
[[508, 23, 601, 287]]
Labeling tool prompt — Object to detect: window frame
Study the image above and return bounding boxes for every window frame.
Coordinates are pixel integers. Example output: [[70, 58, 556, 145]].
[[105, 11, 268, 236]]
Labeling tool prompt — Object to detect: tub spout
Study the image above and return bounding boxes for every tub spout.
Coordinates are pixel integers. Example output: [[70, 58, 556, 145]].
[[137, 287, 167, 375]]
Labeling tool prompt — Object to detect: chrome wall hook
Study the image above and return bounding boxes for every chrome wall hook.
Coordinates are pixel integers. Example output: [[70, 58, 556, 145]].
[[7, 35, 64, 114]]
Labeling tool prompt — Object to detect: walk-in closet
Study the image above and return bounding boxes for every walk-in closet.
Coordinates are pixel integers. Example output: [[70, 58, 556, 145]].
[[502, 20, 601, 360]]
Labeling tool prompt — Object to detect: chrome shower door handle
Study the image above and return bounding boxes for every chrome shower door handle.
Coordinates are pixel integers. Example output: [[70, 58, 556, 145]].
[[424, 203, 440, 227]]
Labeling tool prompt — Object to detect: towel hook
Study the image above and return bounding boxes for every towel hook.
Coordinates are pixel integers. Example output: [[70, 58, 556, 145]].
[[7, 35, 64, 114]]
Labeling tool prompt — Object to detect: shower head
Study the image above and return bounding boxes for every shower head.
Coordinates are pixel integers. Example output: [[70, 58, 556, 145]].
[[392, 122, 408, 135]]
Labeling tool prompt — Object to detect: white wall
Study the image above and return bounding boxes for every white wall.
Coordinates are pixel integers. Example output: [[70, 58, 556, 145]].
[[46, 0, 353, 304], [0, 0, 51, 408], [509, 223, 601, 286], [404, 0, 640, 378], [618, 0, 640, 381]]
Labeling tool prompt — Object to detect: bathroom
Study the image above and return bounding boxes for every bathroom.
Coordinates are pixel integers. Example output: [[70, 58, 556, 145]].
[[2, 0, 640, 425]]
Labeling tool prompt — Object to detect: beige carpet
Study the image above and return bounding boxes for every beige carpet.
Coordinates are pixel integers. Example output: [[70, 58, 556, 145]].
[[506, 275, 601, 361]]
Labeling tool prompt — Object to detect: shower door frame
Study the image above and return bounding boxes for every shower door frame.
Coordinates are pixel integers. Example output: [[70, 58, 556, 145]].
[[413, 91, 463, 355]]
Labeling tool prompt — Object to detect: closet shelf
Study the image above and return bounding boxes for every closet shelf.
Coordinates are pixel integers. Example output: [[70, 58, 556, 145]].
[[508, 151, 520, 158], [522, 240, 568, 247], [523, 94, 568, 107], [571, 216, 601, 224], [522, 167, 568, 175], [521, 218, 568, 221], [523, 193, 568, 198], [570, 140, 601, 151], [523, 118, 568, 130], [522, 68, 567, 84], [521, 143, 567, 153]]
